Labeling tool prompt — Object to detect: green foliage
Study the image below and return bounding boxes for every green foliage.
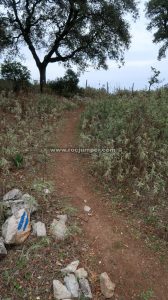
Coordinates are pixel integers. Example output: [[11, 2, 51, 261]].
[[140, 289, 154, 300], [0, 0, 138, 91], [146, 0, 168, 59], [148, 67, 161, 91], [12, 153, 24, 168], [1, 60, 31, 92], [80, 90, 168, 199], [0, 15, 12, 54], [32, 179, 53, 194], [0, 93, 76, 178], [48, 69, 79, 97], [37, 94, 77, 114], [1, 60, 31, 82]]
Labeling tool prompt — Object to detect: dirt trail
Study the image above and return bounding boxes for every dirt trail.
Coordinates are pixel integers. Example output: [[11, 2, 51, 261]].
[[51, 108, 168, 300]]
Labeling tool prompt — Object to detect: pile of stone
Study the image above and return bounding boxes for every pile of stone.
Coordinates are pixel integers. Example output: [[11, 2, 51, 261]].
[[53, 260, 116, 299], [0, 188, 70, 259], [53, 260, 92, 299]]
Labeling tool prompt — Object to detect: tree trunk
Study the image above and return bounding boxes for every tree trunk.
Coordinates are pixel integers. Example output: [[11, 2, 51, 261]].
[[39, 65, 47, 93]]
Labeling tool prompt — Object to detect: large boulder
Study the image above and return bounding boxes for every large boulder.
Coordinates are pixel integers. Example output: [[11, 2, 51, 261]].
[[100, 272, 115, 298], [53, 280, 72, 299], [2, 209, 31, 244]]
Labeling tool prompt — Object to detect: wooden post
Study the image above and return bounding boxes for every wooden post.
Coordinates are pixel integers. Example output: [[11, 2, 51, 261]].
[[86, 80, 88, 89]]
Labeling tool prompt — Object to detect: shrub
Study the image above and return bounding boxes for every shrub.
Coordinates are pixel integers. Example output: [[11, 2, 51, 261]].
[[1, 60, 31, 92], [48, 69, 79, 96], [80, 90, 168, 198]]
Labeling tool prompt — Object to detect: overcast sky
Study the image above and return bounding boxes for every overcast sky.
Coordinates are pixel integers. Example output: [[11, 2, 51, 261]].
[[21, 1, 168, 91]]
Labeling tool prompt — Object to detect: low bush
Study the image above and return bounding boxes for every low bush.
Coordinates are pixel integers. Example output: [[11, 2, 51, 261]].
[[80, 90, 168, 229], [47, 69, 79, 97]]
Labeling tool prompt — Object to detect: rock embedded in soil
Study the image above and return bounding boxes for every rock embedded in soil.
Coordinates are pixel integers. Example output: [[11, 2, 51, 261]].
[[53, 280, 72, 299], [32, 221, 47, 237], [61, 260, 80, 274], [84, 205, 91, 213], [100, 272, 115, 298], [0, 237, 7, 258], [50, 215, 68, 240], [75, 268, 88, 279], [79, 278, 92, 299], [64, 273, 79, 298], [3, 189, 22, 201]]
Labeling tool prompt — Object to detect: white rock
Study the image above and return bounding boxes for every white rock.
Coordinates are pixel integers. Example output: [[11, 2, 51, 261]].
[[79, 278, 92, 299], [3, 189, 22, 201], [84, 205, 91, 213], [53, 280, 72, 299], [57, 214, 68, 222], [75, 268, 88, 279], [3, 193, 38, 215], [100, 272, 115, 298], [32, 221, 46, 237], [61, 260, 80, 274], [64, 274, 79, 298], [0, 237, 7, 257], [44, 188, 50, 194], [50, 215, 68, 240], [2, 209, 31, 244]]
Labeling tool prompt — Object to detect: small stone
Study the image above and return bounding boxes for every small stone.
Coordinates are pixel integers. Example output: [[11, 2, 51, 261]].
[[79, 278, 92, 299], [84, 206, 91, 213], [61, 260, 80, 274], [0, 237, 7, 258], [75, 268, 88, 279], [50, 215, 68, 240], [100, 272, 115, 298], [44, 188, 50, 194], [32, 221, 47, 237], [53, 280, 71, 299], [3, 189, 22, 201], [64, 274, 79, 298]]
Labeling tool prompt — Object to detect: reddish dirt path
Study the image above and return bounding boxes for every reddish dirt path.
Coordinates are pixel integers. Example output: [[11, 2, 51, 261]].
[[50, 108, 168, 300]]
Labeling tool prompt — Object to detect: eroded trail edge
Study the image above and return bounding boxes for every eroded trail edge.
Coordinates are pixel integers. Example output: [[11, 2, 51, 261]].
[[50, 108, 168, 300]]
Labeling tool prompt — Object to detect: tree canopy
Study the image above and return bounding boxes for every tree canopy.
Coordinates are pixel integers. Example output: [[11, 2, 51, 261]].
[[0, 0, 138, 91], [146, 0, 168, 59], [0, 15, 12, 54], [1, 60, 31, 82]]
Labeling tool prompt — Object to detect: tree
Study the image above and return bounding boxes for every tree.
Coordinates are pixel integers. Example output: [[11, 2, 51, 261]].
[[1, 60, 31, 91], [148, 66, 161, 91], [0, 0, 138, 92], [146, 0, 168, 60], [0, 15, 12, 54]]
